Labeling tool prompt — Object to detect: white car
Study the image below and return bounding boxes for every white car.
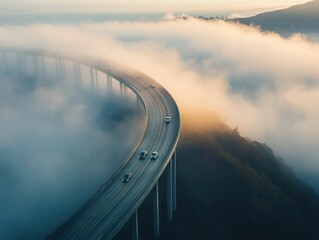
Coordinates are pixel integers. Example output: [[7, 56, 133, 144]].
[[150, 84, 156, 88], [165, 117, 171, 123], [151, 151, 158, 160]]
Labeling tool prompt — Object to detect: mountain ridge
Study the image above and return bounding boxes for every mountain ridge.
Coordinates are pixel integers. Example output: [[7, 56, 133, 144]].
[[115, 122, 319, 239], [234, 0, 319, 35]]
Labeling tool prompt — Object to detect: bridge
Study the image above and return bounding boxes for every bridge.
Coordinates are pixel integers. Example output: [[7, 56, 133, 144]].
[[0, 49, 180, 240]]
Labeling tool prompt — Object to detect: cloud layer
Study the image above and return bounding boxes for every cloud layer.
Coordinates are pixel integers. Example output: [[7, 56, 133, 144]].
[[1, 17, 319, 236], [0, 59, 140, 239]]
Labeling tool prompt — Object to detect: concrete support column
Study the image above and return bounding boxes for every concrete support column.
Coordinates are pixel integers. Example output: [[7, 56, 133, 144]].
[[73, 62, 77, 82], [94, 69, 99, 91], [77, 63, 82, 84], [73, 63, 82, 85], [55, 58, 61, 81], [153, 182, 160, 238], [132, 211, 139, 240], [120, 82, 124, 97], [106, 74, 110, 90], [172, 151, 177, 211], [107, 74, 113, 94], [167, 159, 173, 222], [90, 67, 95, 89], [123, 85, 128, 101], [57, 59, 65, 81], [61, 59, 66, 80], [59, 60, 62, 80]]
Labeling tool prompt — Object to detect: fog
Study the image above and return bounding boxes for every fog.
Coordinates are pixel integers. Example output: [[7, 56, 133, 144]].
[[306, 33, 319, 42], [1, 16, 319, 236], [0, 57, 141, 239]]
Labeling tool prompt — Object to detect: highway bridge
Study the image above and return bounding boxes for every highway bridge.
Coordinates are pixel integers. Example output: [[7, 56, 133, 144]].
[[0, 49, 180, 240]]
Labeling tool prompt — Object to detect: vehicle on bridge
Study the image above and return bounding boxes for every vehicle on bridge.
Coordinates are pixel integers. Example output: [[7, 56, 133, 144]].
[[139, 150, 148, 159], [151, 151, 158, 160], [122, 173, 132, 183]]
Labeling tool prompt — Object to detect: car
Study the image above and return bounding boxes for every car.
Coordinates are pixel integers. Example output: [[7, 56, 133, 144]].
[[150, 84, 156, 88], [151, 151, 158, 160], [139, 150, 147, 159], [122, 173, 132, 183], [165, 116, 171, 123]]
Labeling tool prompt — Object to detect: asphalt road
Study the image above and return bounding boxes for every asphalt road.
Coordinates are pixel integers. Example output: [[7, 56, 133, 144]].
[[47, 63, 180, 240]]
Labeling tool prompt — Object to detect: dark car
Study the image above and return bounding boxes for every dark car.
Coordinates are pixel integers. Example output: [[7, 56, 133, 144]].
[[165, 117, 171, 123], [122, 173, 132, 183], [139, 150, 147, 159]]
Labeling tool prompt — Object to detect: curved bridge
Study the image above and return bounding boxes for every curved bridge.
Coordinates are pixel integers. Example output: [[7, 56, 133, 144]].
[[0, 49, 180, 239]]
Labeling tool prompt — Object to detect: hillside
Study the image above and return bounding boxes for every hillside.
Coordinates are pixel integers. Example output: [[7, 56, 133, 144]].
[[234, 0, 319, 35], [116, 122, 319, 240]]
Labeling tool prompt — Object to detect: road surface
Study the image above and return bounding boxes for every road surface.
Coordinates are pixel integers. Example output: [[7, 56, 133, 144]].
[[47, 62, 180, 239]]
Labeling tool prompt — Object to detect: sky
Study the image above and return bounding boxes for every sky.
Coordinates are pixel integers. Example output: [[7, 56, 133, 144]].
[[0, 0, 310, 14]]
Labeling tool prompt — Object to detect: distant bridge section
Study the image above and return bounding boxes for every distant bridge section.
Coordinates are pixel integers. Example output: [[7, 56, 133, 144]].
[[0, 49, 180, 240]]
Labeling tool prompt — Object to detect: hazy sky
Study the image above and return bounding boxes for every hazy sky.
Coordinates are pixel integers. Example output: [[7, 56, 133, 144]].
[[0, 0, 310, 12]]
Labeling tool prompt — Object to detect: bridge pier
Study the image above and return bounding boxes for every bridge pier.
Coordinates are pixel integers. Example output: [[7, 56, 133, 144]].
[[153, 182, 160, 238], [94, 69, 99, 91], [90, 66, 95, 89], [107, 74, 113, 95], [172, 151, 177, 211], [73, 62, 77, 82], [124, 85, 128, 102], [55, 58, 59, 80], [55, 58, 65, 82], [58, 59, 65, 81], [34, 55, 46, 82], [132, 211, 139, 240], [119, 82, 128, 99], [73, 62, 82, 84], [167, 158, 173, 222], [120, 82, 124, 97], [61, 59, 66, 80], [78, 64, 82, 84]]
